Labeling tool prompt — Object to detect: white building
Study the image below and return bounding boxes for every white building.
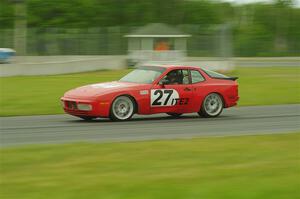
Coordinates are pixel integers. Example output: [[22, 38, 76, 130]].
[[125, 23, 191, 65]]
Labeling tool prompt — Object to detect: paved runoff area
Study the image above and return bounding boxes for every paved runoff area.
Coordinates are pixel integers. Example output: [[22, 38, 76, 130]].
[[0, 104, 299, 147]]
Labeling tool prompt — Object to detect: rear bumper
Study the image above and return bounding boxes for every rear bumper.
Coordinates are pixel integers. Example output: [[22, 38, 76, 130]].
[[225, 95, 239, 107], [60, 97, 110, 117]]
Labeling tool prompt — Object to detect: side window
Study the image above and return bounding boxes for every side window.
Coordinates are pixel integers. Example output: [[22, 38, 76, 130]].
[[191, 70, 205, 83]]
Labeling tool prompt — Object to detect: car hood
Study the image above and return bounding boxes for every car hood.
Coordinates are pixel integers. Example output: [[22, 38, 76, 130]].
[[64, 81, 148, 99]]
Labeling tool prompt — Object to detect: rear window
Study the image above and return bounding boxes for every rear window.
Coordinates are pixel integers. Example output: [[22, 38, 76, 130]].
[[202, 69, 229, 79], [191, 70, 205, 83]]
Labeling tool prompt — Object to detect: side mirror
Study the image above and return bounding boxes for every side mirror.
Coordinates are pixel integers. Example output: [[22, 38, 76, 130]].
[[159, 79, 169, 86]]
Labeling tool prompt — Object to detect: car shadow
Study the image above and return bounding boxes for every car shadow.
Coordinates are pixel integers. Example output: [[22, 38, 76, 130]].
[[68, 114, 233, 123]]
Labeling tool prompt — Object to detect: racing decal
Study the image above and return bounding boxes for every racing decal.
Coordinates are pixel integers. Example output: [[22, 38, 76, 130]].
[[140, 90, 149, 95], [151, 89, 189, 107]]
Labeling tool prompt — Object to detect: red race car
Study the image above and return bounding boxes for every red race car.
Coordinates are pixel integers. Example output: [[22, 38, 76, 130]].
[[61, 65, 239, 121]]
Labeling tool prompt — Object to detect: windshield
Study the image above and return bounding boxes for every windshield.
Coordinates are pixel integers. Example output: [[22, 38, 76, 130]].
[[119, 66, 165, 84]]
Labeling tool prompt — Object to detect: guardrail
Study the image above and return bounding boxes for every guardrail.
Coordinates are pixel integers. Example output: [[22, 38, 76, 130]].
[[0, 56, 298, 77]]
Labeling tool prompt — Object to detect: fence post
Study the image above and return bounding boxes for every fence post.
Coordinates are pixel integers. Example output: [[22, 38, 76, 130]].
[[13, 0, 27, 55]]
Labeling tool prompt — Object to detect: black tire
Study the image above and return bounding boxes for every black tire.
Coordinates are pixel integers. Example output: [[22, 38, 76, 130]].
[[198, 93, 224, 118], [110, 96, 135, 121], [79, 116, 96, 121], [167, 113, 183, 118]]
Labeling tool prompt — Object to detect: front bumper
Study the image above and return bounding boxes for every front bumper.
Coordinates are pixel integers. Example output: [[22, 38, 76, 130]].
[[61, 97, 110, 117]]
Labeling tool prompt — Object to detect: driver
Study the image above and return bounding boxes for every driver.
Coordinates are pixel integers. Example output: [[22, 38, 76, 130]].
[[167, 70, 179, 84]]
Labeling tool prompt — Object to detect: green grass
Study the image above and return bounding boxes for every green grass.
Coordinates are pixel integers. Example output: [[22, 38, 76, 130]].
[[0, 70, 130, 116], [0, 67, 299, 116], [0, 133, 299, 199], [230, 67, 300, 106]]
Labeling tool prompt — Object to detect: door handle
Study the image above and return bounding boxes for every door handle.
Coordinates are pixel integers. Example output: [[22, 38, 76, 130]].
[[184, 87, 192, 91]]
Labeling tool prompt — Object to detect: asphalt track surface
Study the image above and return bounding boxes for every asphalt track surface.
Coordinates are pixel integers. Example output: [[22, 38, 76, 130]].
[[0, 104, 299, 147]]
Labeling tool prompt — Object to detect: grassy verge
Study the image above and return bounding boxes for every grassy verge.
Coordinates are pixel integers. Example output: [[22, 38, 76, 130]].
[[0, 70, 129, 116], [230, 67, 300, 106], [0, 67, 299, 116], [1, 133, 299, 199]]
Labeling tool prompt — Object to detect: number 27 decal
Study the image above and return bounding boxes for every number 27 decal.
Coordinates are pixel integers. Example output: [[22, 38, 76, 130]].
[[151, 89, 189, 107], [152, 90, 173, 106]]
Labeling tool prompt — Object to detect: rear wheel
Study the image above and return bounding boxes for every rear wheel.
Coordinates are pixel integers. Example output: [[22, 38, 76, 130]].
[[167, 113, 183, 118], [110, 96, 135, 121], [198, 93, 223, 117]]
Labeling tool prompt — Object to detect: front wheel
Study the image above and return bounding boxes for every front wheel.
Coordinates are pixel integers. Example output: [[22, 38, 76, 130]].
[[198, 93, 223, 117], [110, 96, 135, 121]]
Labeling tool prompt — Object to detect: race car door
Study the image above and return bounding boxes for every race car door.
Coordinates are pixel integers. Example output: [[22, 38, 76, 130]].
[[150, 69, 194, 114]]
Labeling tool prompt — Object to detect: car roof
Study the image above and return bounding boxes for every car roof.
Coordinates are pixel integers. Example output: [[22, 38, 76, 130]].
[[139, 64, 201, 70]]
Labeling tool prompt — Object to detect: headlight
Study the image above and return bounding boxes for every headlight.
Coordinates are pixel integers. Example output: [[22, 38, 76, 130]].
[[77, 103, 92, 111]]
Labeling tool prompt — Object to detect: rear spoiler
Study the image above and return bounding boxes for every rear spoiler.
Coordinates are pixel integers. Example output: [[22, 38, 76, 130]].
[[214, 77, 238, 81]]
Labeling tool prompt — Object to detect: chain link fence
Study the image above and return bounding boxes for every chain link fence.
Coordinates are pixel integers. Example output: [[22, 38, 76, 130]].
[[0, 24, 230, 57]]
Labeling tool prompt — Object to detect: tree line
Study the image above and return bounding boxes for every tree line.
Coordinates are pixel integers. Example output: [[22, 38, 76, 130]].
[[0, 0, 299, 56]]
